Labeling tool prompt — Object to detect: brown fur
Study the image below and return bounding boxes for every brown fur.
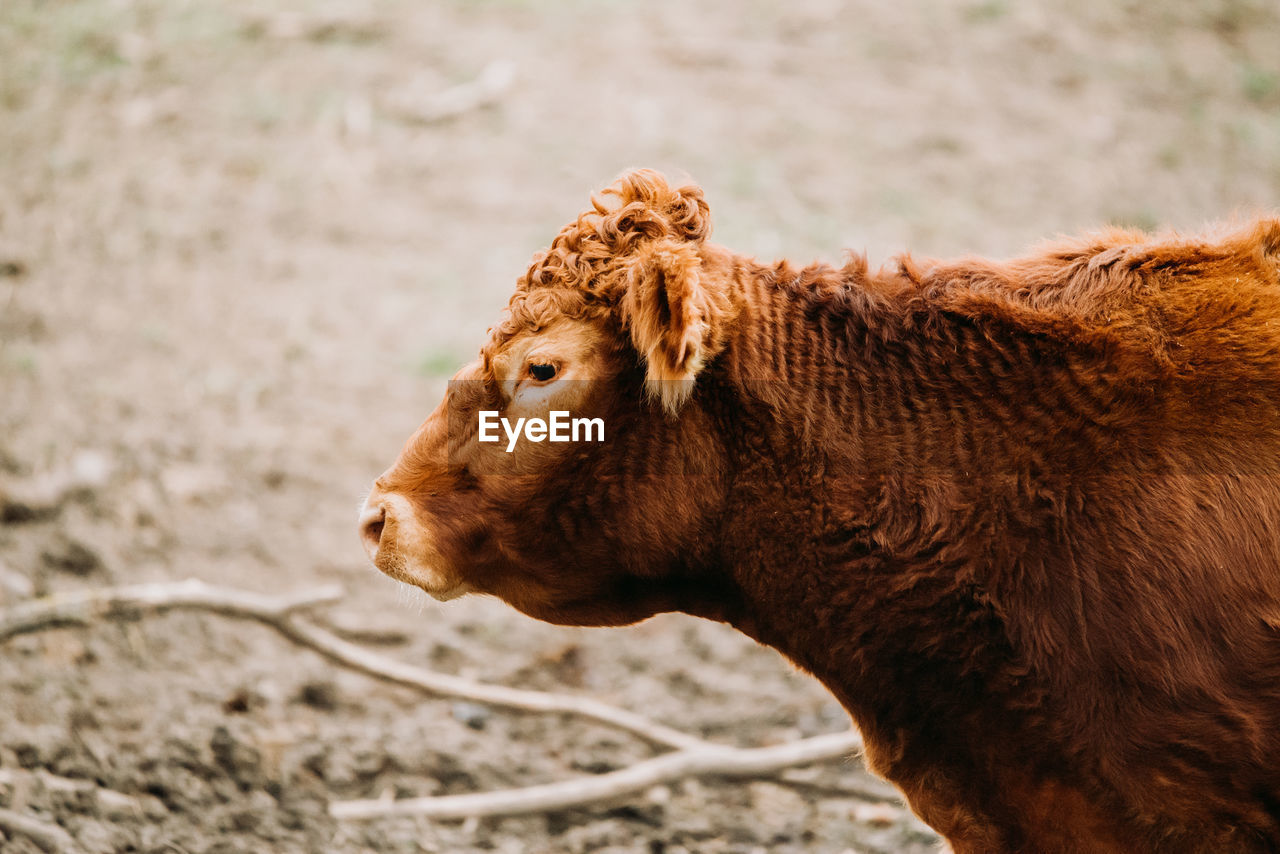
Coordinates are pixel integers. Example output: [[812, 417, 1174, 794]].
[[362, 169, 1280, 852]]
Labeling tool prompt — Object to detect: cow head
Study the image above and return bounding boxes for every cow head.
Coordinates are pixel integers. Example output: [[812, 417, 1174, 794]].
[[358, 170, 739, 626]]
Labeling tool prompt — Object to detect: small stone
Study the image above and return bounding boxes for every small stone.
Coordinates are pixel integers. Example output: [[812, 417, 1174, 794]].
[[229, 808, 261, 832], [645, 785, 672, 804], [222, 687, 265, 714], [450, 701, 490, 731], [1, 481, 60, 523], [68, 450, 112, 491], [294, 680, 340, 711], [209, 726, 263, 789], [41, 535, 102, 576], [12, 742, 41, 768]]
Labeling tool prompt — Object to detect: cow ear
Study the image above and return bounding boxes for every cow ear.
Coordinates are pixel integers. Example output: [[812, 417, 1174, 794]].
[[622, 239, 714, 414]]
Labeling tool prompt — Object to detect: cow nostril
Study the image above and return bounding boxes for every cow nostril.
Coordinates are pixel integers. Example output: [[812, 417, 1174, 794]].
[[359, 505, 387, 561]]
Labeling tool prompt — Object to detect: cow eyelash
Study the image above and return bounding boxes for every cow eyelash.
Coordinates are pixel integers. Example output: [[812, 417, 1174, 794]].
[[528, 363, 557, 382]]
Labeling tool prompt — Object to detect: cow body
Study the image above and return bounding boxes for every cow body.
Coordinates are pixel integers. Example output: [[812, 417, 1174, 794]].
[[360, 170, 1280, 852]]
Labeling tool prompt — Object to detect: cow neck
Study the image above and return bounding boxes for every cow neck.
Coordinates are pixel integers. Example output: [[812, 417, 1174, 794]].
[[702, 253, 1029, 732]]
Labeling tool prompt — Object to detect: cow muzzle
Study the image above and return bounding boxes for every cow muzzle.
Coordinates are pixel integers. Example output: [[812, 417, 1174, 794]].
[[357, 488, 471, 601]]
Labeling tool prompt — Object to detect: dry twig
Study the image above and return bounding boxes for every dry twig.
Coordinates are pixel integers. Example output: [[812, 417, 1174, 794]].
[[0, 768, 140, 813], [275, 617, 712, 752], [330, 729, 864, 821], [0, 579, 868, 823], [0, 806, 85, 854], [0, 579, 709, 752], [0, 578, 342, 643]]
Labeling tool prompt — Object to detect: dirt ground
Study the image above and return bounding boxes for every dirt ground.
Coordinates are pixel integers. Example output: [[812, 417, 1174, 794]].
[[1, 1, 1278, 852]]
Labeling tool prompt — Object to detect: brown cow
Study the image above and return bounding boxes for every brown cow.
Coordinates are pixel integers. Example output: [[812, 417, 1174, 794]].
[[358, 169, 1280, 853]]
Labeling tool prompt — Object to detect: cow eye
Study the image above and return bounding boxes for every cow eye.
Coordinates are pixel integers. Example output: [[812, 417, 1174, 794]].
[[528, 363, 557, 381]]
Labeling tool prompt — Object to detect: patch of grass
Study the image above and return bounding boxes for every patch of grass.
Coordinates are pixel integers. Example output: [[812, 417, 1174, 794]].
[[914, 134, 966, 155], [1186, 98, 1209, 128], [877, 187, 921, 219], [1106, 210, 1161, 233], [140, 323, 170, 348], [1241, 63, 1280, 105], [0, 0, 240, 90], [1229, 118, 1257, 145], [283, 341, 309, 363], [964, 0, 1009, 23], [802, 213, 845, 255], [9, 351, 38, 374], [1156, 144, 1181, 170], [243, 92, 287, 130], [726, 160, 764, 199], [416, 349, 466, 378]]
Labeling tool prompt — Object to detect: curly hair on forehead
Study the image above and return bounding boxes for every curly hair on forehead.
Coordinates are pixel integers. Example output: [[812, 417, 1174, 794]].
[[480, 169, 712, 367]]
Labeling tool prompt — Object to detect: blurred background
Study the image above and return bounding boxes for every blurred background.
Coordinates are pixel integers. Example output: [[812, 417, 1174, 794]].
[[1, 1, 1277, 852]]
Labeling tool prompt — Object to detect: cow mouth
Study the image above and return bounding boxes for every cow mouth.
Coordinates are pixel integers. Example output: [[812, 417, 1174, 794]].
[[373, 552, 472, 602]]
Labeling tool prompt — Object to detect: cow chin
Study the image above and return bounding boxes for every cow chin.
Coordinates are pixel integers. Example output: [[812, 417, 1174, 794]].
[[375, 548, 472, 602]]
